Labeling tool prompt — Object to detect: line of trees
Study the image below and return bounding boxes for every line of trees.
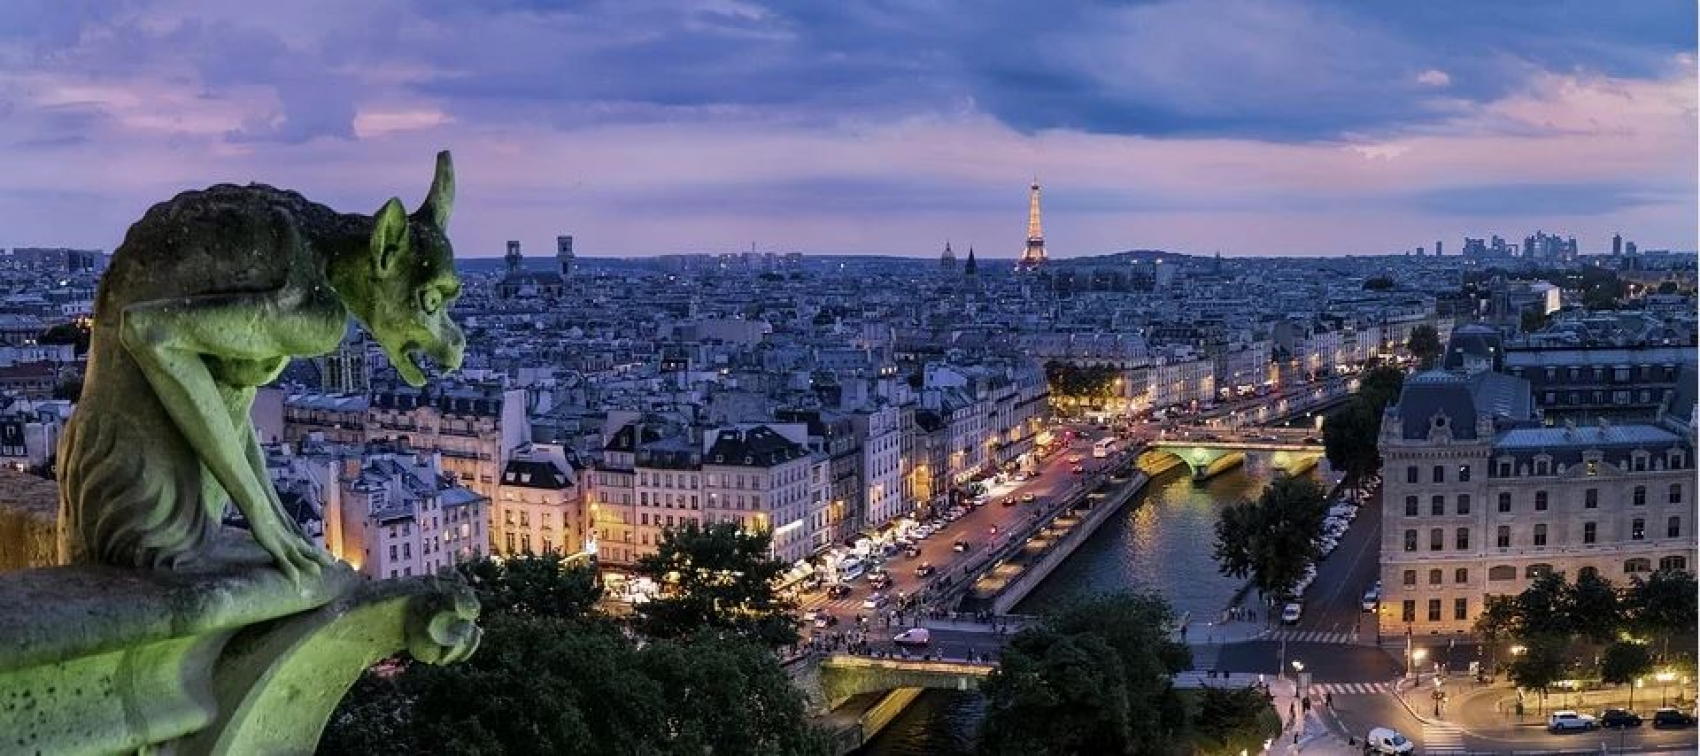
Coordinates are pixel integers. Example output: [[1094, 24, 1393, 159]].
[[1211, 475, 1330, 601], [1321, 364, 1405, 479], [1044, 360, 1124, 401], [1474, 568, 1698, 711], [978, 592, 1278, 755], [321, 525, 829, 756]]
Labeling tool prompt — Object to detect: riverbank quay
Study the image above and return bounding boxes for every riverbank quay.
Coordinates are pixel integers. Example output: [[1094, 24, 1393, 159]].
[[959, 452, 1185, 615]]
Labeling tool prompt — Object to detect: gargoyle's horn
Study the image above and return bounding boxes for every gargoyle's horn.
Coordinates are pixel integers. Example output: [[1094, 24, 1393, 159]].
[[422, 150, 454, 229]]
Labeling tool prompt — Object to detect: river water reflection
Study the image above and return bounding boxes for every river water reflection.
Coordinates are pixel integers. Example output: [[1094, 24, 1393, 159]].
[[858, 463, 1317, 755]]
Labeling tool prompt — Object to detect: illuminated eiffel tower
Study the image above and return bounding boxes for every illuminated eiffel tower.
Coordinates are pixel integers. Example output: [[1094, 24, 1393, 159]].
[[1016, 178, 1047, 271]]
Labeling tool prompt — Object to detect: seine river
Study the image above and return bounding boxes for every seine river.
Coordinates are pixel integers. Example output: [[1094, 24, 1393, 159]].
[[859, 462, 1319, 755]]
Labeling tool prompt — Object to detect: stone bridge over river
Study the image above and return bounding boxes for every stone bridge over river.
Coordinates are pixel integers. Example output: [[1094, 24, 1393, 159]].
[[1144, 432, 1327, 482]]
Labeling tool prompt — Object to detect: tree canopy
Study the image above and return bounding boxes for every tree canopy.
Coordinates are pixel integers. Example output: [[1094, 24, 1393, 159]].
[[1406, 325, 1442, 368], [1362, 275, 1394, 291], [1322, 364, 1404, 477], [1044, 361, 1124, 401], [635, 521, 799, 649], [979, 592, 1195, 756], [1212, 475, 1329, 600], [321, 550, 827, 756]]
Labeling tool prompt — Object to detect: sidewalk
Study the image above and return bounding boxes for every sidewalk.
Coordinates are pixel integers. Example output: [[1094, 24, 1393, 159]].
[[1262, 677, 1365, 756]]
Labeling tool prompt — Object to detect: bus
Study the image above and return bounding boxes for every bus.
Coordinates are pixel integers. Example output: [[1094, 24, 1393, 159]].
[[1092, 438, 1116, 458]]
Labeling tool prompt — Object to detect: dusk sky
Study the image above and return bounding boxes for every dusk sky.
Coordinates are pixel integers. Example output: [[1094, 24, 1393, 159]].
[[1, 0, 1695, 259]]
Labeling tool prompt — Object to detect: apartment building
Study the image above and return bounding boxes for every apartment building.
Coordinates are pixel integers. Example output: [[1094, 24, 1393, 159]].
[[492, 443, 586, 558], [1378, 369, 1696, 638]]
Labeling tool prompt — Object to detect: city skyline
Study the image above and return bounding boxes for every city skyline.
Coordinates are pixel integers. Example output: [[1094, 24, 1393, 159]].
[[0, 1, 1695, 258]]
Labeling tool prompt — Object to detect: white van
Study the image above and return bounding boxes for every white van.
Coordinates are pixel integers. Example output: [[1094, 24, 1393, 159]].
[[1363, 727, 1414, 754], [838, 557, 866, 582]]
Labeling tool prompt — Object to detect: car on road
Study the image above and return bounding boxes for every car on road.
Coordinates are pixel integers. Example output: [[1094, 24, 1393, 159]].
[[1652, 707, 1696, 728], [1072, 464, 1085, 474], [953, 540, 971, 553], [1547, 710, 1598, 732], [903, 546, 922, 559], [802, 610, 818, 623], [1360, 589, 1379, 612], [1067, 454, 1084, 464], [1598, 708, 1642, 728], [1362, 727, 1414, 755], [862, 593, 888, 610], [813, 615, 834, 629], [914, 562, 935, 578], [1302, 436, 1321, 445], [1000, 497, 1015, 507], [1021, 493, 1036, 503], [1280, 602, 1303, 625], [826, 583, 852, 599], [893, 628, 931, 647]]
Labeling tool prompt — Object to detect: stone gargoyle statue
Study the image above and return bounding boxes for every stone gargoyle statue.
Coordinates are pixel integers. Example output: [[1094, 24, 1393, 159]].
[[57, 151, 466, 583]]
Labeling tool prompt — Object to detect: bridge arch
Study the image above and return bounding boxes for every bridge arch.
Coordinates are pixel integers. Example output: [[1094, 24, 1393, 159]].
[[1142, 442, 1325, 483], [815, 656, 993, 709]]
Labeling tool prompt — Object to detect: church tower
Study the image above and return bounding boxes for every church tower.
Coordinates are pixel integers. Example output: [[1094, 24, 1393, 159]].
[[557, 235, 575, 279], [940, 240, 957, 273], [504, 240, 522, 273], [1016, 178, 1047, 271]]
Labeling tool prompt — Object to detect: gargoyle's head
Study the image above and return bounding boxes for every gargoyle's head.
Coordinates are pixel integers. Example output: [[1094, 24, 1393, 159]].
[[352, 151, 465, 387]]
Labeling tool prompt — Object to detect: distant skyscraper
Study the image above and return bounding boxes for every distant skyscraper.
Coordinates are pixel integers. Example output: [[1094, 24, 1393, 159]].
[[940, 240, 957, 272], [557, 235, 575, 279], [1612, 233, 1623, 256], [1435, 240, 1443, 257], [1016, 179, 1046, 271]]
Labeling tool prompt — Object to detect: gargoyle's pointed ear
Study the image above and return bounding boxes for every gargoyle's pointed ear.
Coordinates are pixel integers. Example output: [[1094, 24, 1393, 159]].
[[421, 150, 454, 230], [372, 197, 409, 277]]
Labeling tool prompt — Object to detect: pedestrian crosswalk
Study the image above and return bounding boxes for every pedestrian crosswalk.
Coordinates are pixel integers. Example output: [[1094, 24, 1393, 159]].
[[1420, 720, 1465, 753], [1262, 629, 1362, 644], [1306, 681, 1393, 696]]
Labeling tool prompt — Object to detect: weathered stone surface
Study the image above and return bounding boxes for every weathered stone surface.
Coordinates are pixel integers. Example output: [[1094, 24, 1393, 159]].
[[0, 468, 57, 571], [0, 543, 479, 755], [58, 151, 465, 580]]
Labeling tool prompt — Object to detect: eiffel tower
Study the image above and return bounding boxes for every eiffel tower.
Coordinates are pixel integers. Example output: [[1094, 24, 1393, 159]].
[[1016, 178, 1047, 271]]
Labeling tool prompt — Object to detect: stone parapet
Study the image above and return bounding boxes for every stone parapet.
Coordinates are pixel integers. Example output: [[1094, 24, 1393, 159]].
[[0, 468, 57, 571], [0, 538, 480, 755]]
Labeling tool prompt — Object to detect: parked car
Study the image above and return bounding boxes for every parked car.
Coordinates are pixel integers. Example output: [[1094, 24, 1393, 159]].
[[1652, 707, 1696, 728], [915, 563, 936, 578], [1598, 709, 1642, 729], [1547, 710, 1597, 732], [1281, 602, 1303, 625], [893, 628, 932, 647], [1362, 727, 1414, 755]]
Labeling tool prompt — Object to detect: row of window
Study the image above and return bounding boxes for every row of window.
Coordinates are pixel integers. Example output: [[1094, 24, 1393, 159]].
[[1405, 484, 1684, 516], [1397, 557, 1692, 623], [1406, 454, 1689, 485], [1402, 516, 1683, 551], [1399, 555, 1692, 588]]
